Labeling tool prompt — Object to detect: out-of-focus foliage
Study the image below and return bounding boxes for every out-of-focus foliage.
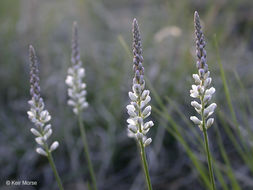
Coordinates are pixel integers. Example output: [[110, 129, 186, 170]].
[[0, 0, 253, 189]]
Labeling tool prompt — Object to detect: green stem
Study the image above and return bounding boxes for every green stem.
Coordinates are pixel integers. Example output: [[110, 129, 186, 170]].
[[77, 111, 97, 190], [46, 149, 64, 190], [202, 125, 216, 190], [139, 141, 153, 190], [201, 97, 216, 190]]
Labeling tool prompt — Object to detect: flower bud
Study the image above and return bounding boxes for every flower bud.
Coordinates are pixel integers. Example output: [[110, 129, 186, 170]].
[[144, 138, 152, 146], [190, 116, 202, 125], [50, 141, 59, 152], [36, 148, 47, 156]]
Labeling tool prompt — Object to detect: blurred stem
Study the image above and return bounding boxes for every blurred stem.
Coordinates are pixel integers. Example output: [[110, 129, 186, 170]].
[[214, 35, 253, 163], [201, 96, 216, 190], [77, 111, 97, 190], [45, 147, 64, 190], [139, 141, 153, 190], [213, 35, 240, 132]]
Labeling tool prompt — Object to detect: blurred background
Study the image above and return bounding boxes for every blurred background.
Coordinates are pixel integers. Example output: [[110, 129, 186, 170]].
[[1, 0, 253, 189]]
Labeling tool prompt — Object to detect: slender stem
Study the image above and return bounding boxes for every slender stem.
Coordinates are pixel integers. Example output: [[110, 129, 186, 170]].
[[139, 141, 153, 190], [46, 149, 64, 190], [202, 125, 216, 190], [77, 111, 97, 190], [201, 97, 216, 190]]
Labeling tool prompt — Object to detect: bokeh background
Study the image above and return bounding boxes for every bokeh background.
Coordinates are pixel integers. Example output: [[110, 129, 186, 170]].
[[1, 0, 253, 189]]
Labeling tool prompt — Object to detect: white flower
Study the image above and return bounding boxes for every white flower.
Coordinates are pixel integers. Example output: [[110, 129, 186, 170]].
[[129, 92, 138, 101], [190, 72, 216, 130], [28, 45, 59, 156], [30, 128, 41, 136], [35, 137, 44, 145], [36, 148, 47, 156], [50, 141, 59, 152], [144, 138, 152, 147], [206, 118, 214, 129], [191, 101, 202, 110], [192, 74, 201, 84], [142, 105, 151, 118], [126, 18, 154, 147], [205, 87, 216, 96], [190, 116, 202, 125], [66, 21, 88, 115]]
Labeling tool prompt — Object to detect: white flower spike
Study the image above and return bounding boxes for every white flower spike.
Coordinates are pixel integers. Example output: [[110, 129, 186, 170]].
[[28, 45, 59, 156], [126, 19, 154, 146], [190, 12, 217, 131], [66, 22, 88, 114]]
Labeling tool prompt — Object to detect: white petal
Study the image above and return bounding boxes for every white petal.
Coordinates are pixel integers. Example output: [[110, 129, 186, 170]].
[[144, 138, 152, 146], [81, 102, 88, 109], [67, 100, 76, 106], [192, 85, 198, 91], [190, 116, 202, 125], [204, 103, 217, 116], [127, 129, 136, 138], [143, 121, 154, 130], [50, 141, 59, 152], [203, 95, 211, 103], [142, 106, 151, 118], [30, 128, 41, 136], [190, 90, 199, 98], [126, 105, 135, 112], [204, 78, 212, 87], [192, 74, 201, 84], [27, 111, 35, 118], [78, 68, 85, 77], [140, 96, 151, 109], [36, 148, 47, 156], [65, 76, 74, 86], [128, 92, 137, 101], [44, 124, 51, 133], [191, 101, 201, 110], [44, 129, 52, 139], [206, 118, 214, 128], [81, 83, 87, 89], [127, 109, 137, 117], [141, 90, 149, 100], [205, 87, 215, 96], [127, 119, 136, 125], [73, 108, 78, 114], [35, 137, 44, 145], [128, 125, 137, 133]]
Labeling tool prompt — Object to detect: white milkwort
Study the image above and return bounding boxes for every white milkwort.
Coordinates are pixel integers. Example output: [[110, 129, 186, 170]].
[[126, 18, 154, 147], [190, 12, 217, 190], [65, 22, 88, 115], [190, 12, 217, 131], [27, 45, 59, 156]]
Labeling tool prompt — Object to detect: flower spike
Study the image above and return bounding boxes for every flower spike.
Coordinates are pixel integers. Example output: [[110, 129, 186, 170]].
[[27, 45, 59, 156]]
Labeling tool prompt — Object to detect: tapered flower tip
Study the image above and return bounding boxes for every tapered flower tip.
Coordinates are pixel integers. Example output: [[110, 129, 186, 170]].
[[29, 45, 36, 58], [133, 18, 138, 25], [194, 11, 200, 22], [29, 45, 35, 52], [132, 18, 139, 31]]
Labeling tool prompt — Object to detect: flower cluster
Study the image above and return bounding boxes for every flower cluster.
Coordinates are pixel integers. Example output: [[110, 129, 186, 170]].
[[27, 45, 59, 156], [126, 19, 154, 147], [190, 12, 217, 131], [65, 22, 88, 115]]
